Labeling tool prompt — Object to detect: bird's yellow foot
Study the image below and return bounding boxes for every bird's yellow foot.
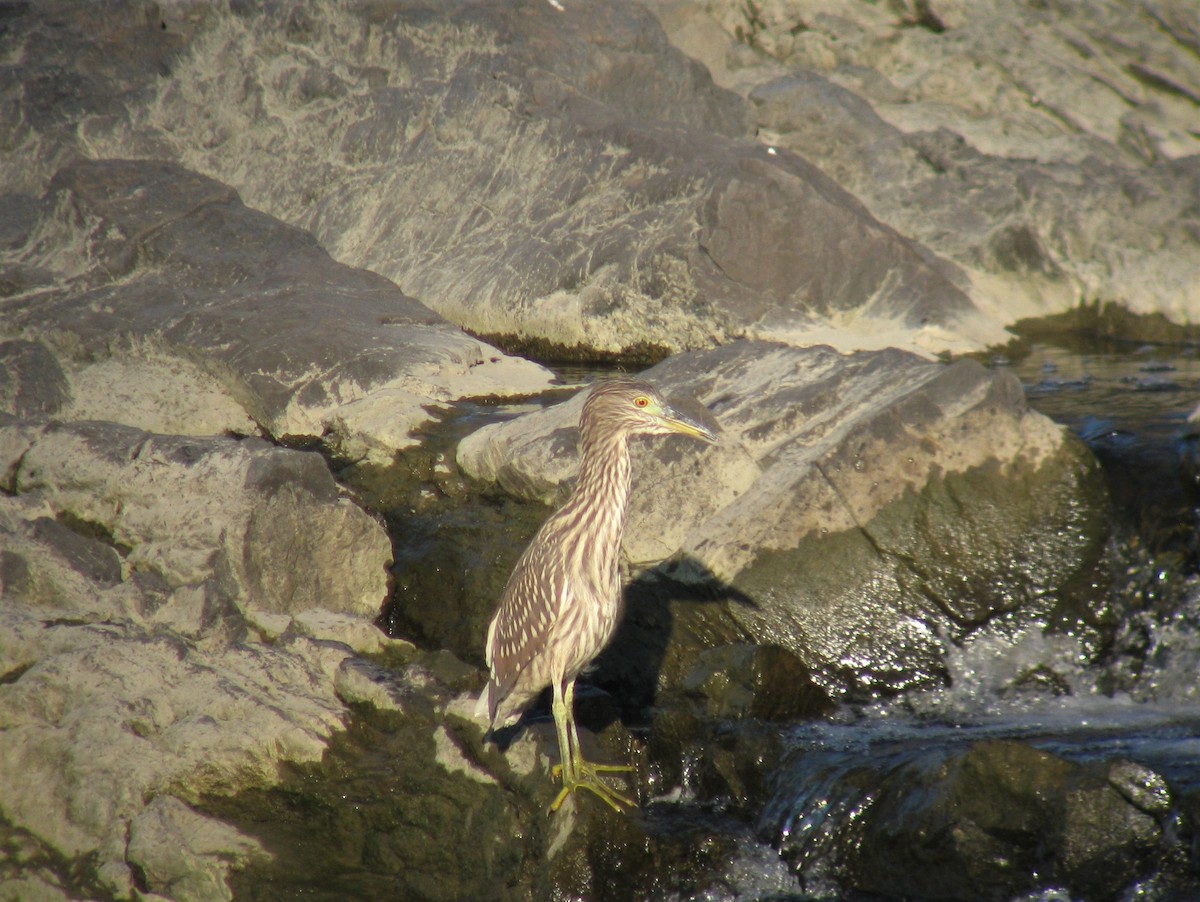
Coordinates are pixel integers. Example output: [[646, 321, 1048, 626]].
[[549, 761, 635, 813]]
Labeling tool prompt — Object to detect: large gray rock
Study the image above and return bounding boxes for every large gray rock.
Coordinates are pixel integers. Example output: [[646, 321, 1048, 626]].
[[0, 158, 552, 462], [0, 409, 403, 899], [460, 341, 1110, 694], [5, 2, 1197, 358], [3, 419, 390, 620], [649, 0, 1200, 335], [1, 0, 1004, 359]]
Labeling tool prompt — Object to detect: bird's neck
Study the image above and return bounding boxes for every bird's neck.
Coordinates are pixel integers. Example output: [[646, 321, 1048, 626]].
[[564, 431, 633, 551]]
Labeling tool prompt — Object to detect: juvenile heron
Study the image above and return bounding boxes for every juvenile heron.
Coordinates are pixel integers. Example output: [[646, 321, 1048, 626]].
[[481, 379, 717, 812]]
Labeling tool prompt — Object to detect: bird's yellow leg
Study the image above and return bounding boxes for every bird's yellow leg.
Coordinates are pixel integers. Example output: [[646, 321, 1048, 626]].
[[565, 680, 633, 775], [548, 679, 634, 813]]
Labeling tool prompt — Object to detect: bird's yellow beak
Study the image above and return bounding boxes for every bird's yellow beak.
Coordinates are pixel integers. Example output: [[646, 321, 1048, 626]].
[[657, 403, 718, 444]]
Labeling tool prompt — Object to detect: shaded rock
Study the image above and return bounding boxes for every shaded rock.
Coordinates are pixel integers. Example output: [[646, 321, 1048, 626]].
[[680, 643, 835, 722], [848, 742, 1170, 901], [1059, 762, 1166, 899], [0, 157, 552, 460], [460, 340, 1110, 696], [127, 796, 267, 902], [0, 339, 69, 418], [382, 488, 549, 665], [199, 667, 731, 902], [762, 736, 1194, 902], [544, 804, 743, 902], [647, 702, 789, 817], [28, 516, 123, 588]]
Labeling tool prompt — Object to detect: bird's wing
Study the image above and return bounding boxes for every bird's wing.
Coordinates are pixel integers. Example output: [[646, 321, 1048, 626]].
[[485, 540, 570, 723]]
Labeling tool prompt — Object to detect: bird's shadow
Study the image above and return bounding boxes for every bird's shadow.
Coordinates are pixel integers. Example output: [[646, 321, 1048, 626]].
[[488, 554, 758, 748]]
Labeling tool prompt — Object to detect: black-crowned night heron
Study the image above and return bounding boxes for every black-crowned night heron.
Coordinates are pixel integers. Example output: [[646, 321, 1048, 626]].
[[481, 379, 717, 812]]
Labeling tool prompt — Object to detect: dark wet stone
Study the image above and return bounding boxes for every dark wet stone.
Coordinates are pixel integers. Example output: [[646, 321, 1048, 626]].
[[839, 741, 1181, 902], [546, 803, 740, 902], [1060, 766, 1163, 899], [681, 643, 835, 722], [193, 651, 747, 902]]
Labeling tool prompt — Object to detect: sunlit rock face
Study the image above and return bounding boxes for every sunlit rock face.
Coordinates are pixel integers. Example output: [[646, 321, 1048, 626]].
[[1, 158, 553, 461], [7, 1, 1195, 361], [648, 0, 1200, 336], [5, 0, 1004, 361], [0, 416, 401, 899]]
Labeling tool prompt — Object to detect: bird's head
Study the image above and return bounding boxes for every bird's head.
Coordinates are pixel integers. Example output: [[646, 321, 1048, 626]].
[[580, 379, 718, 445]]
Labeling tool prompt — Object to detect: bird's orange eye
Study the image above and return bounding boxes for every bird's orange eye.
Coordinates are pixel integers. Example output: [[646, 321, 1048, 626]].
[[634, 396, 650, 408]]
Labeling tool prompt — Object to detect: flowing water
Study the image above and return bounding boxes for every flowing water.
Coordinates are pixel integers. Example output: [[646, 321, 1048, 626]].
[[696, 339, 1200, 901]]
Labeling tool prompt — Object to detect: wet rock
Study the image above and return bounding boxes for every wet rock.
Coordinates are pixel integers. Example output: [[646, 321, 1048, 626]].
[[680, 643, 835, 722], [841, 741, 1175, 901], [382, 486, 548, 663], [544, 803, 741, 902], [193, 661, 742, 902], [460, 341, 1110, 696], [762, 734, 1197, 901], [647, 704, 789, 818]]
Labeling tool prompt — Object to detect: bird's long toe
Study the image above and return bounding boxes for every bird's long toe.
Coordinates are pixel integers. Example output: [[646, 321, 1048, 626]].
[[548, 759, 635, 813]]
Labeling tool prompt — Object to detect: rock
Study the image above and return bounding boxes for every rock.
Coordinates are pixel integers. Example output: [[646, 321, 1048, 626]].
[[1, 1, 1193, 898], [457, 378, 758, 569], [194, 659, 737, 902], [762, 737, 1194, 901], [646, 700, 789, 816], [6, 419, 390, 619], [0, 606, 363, 899], [3, 1, 1003, 359], [5, 1, 1198, 353], [843, 741, 1171, 901], [680, 643, 835, 722], [0, 158, 553, 462], [0, 403, 405, 899], [1060, 761, 1165, 899], [461, 340, 1110, 695], [648, 0, 1200, 339], [126, 796, 267, 902], [0, 339, 69, 418]]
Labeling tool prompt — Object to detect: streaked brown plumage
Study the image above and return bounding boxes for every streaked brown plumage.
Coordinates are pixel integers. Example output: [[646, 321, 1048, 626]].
[[482, 379, 717, 812]]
